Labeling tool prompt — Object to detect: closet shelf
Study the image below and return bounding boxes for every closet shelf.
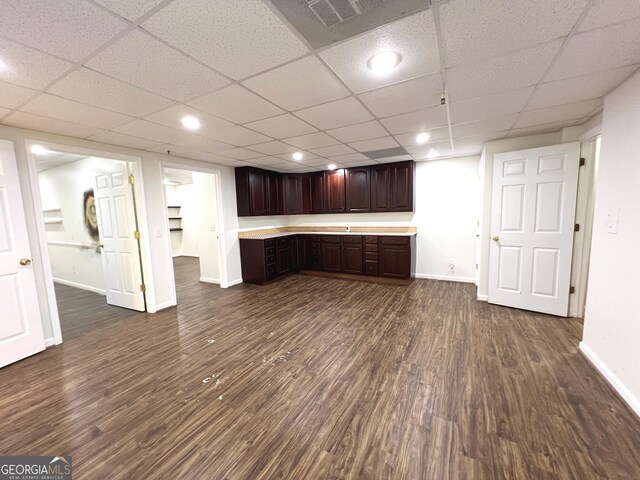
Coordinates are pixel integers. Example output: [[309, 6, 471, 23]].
[[167, 205, 181, 209], [168, 217, 182, 220], [44, 218, 64, 224], [170, 228, 183, 232]]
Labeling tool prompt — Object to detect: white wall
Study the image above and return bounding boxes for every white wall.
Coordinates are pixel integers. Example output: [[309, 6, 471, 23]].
[[581, 71, 640, 416], [193, 172, 221, 283], [37, 156, 124, 294]]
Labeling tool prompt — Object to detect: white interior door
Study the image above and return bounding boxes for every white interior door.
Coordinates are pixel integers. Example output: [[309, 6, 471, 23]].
[[0, 140, 46, 367], [94, 163, 145, 311], [488, 143, 580, 316]]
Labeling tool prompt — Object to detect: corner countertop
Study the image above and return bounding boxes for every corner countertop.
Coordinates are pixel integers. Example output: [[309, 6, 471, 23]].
[[238, 227, 417, 240]]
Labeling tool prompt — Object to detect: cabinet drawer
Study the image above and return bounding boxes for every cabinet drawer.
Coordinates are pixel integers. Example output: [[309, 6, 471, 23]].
[[322, 235, 341, 243], [365, 261, 379, 276], [365, 235, 378, 244], [364, 252, 379, 261], [277, 237, 290, 246], [265, 246, 275, 256], [303, 234, 322, 242], [364, 244, 378, 252], [265, 239, 276, 248], [342, 235, 363, 244], [380, 236, 410, 245], [266, 264, 277, 279], [266, 255, 276, 265]]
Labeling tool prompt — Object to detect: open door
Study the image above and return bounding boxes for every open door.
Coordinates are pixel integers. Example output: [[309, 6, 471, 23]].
[[488, 143, 580, 316], [0, 140, 46, 367], [94, 162, 145, 311]]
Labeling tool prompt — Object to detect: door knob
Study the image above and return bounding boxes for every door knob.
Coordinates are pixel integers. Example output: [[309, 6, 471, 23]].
[[492, 235, 500, 242], [96, 243, 104, 253], [19, 258, 32, 266]]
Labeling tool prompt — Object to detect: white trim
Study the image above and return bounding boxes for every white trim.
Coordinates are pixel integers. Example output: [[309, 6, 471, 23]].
[[53, 278, 106, 295], [155, 300, 175, 311], [413, 273, 476, 283], [226, 278, 243, 287], [477, 294, 488, 302], [200, 276, 220, 284], [579, 342, 640, 418], [44, 337, 56, 347]]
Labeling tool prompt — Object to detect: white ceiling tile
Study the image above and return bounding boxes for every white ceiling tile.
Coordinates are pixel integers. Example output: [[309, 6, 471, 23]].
[[275, 151, 318, 161], [95, 0, 165, 21], [409, 141, 454, 160], [438, 0, 587, 67], [143, 104, 235, 135], [320, 10, 440, 93], [187, 85, 284, 124], [275, 162, 310, 171], [328, 153, 368, 163], [348, 136, 399, 152], [304, 158, 337, 168], [142, 0, 309, 79], [0, 81, 36, 109], [207, 126, 271, 146], [394, 126, 451, 147], [336, 160, 374, 167], [191, 152, 238, 165], [283, 132, 339, 150], [528, 65, 638, 110], [248, 141, 299, 155], [294, 97, 374, 130], [0, 107, 10, 119], [170, 135, 234, 152], [243, 56, 350, 111], [380, 105, 448, 134], [447, 42, 562, 101], [514, 99, 602, 128], [358, 73, 443, 118], [0, 38, 72, 90], [508, 119, 587, 137], [452, 114, 518, 138], [546, 19, 640, 81], [87, 30, 229, 101], [87, 131, 161, 150], [0, 0, 126, 61], [112, 119, 193, 143], [2, 111, 102, 138], [449, 87, 534, 124], [453, 134, 507, 156], [244, 114, 316, 138], [308, 144, 356, 157], [217, 148, 263, 160], [148, 144, 201, 158], [326, 120, 388, 143], [48, 67, 173, 117], [249, 156, 290, 166], [22, 94, 133, 129], [578, 0, 640, 32]]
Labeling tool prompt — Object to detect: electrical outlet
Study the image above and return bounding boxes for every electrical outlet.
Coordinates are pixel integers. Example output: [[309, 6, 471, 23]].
[[449, 260, 455, 270]]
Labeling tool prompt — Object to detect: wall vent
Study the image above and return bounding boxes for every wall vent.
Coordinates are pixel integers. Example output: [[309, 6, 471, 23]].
[[307, 0, 389, 27]]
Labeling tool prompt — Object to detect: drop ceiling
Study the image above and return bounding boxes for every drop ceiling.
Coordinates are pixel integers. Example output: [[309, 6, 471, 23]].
[[1, 0, 639, 173]]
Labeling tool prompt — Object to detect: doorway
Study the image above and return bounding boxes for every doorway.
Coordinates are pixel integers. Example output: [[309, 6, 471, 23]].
[[161, 166, 223, 302], [32, 145, 146, 339]]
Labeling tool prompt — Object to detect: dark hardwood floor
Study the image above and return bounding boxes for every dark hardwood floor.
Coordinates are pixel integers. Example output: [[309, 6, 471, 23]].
[[1, 257, 639, 479]]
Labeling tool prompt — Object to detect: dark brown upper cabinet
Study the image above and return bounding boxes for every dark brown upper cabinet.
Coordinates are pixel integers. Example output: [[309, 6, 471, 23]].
[[265, 170, 281, 215], [371, 161, 415, 212], [324, 169, 346, 213], [235, 167, 266, 216], [345, 167, 371, 213], [282, 173, 304, 215], [309, 171, 325, 214]]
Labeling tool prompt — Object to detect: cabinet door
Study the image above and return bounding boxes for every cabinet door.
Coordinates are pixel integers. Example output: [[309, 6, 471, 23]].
[[265, 171, 280, 215], [276, 245, 291, 275], [290, 236, 300, 271], [309, 171, 325, 214], [322, 243, 341, 272], [324, 169, 346, 213], [283, 174, 304, 214], [248, 168, 266, 216], [341, 243, 363, 274], [379, 245, 411, 278], [391, 161, 414, 212], [345, 167, 371, 213], [371, 165, 392, 212]]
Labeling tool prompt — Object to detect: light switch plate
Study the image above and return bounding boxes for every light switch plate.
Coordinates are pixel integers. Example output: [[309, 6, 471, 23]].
[[606, 214, 619, 234]]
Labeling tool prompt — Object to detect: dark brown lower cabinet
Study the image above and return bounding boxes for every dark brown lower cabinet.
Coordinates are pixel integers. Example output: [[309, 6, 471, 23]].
[[341, 236, 363, 274], [301, 235, 321, 269], [379, 236, 412, 279], [322, 238, 341, 272]]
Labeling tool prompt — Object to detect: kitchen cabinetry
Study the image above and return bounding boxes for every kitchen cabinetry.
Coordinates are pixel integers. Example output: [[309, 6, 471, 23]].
[[379, 236, 411, 278], [324, 170, 346, 213], [321, 235, 341, 271], [308, 171, 325, 214], [341, 236, 364, 274], [301, 235, 322, 269], [371, 161, 414, 212], [345, 167, 370, 213], [265, 170, 281, 215], [282, 174, 304, 215]]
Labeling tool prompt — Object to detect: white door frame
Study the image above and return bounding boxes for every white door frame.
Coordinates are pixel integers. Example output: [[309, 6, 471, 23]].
[[24, 139, 156, 345], [159, 161, 229, 307]]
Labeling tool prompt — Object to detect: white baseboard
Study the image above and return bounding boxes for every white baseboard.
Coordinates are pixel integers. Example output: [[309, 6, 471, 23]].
[[53, 278, 106, 295], [413, 273, 476, 284], [477, 294, 488, 302], [579, 342, 640, 418], [155, 300, 176, 311], [44, 337, 56, 347], [200, 276, 220, 284], [226, 278, 243, 287]]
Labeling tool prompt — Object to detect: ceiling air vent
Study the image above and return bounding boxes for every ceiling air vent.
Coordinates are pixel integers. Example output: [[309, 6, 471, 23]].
[[307, 0, 388, 27]]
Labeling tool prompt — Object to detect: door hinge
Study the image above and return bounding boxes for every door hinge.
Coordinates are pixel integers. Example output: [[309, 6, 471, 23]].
[[134, 230, 141, 240], [579, 157, 586, 167], [574, 224, 580, 232], [140, 283, 146, 292], [128, 174, 135, 185], [569, 286, 575, 294]]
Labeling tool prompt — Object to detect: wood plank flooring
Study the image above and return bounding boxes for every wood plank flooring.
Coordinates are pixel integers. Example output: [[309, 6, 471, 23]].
[[1, 257, 639, 479]]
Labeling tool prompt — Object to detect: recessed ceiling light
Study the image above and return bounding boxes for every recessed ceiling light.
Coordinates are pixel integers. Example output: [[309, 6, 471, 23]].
[[416, 132, 430, 144], [30, 145, 50, 155], [0, 58, 7, 71], [367, 51, 401, 74], [327, 163, 337, 170], [292, 151, 303, 161], [426, 149, 439, 159], [181, 115, 201, 130]]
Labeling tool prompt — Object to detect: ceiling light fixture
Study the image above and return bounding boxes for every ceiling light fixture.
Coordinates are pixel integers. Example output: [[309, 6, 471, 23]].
[[292, 152, 303, 161], [367, 51, 401, 74], [181, 115, 201, 130], [416, 132, 430, 144], [30, 144, 50, 155], [0, 58, 7, 71], [327, 163, 337, 170], [426, 149, 439, 159]]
